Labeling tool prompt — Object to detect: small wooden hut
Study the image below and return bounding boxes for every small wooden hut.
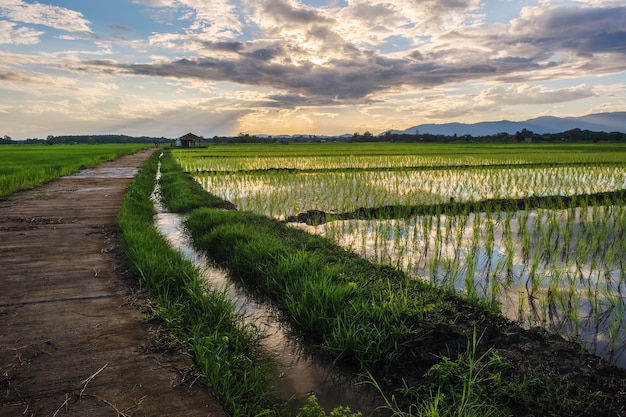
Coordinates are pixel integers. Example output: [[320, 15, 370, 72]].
[[177, 133, 202, 148]]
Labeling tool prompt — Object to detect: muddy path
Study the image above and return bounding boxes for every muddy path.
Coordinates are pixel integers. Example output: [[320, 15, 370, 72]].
[[0, 150, 225, 416]]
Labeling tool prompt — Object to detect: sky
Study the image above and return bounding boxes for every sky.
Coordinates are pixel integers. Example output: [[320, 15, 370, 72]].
[[1, 0, 625, 139]]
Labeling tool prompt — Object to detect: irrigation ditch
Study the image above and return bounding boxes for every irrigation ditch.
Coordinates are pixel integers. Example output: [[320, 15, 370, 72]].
[[152, 157, 382, 414], [119, 149, 626, 417]]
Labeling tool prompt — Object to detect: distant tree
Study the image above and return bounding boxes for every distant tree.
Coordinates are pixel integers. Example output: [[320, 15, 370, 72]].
[[521, 128, 534, 138], [566, 128, 582, 141]]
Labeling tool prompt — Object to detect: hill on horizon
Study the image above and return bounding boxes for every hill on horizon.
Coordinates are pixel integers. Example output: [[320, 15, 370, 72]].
[[388, 112, 626, 137]]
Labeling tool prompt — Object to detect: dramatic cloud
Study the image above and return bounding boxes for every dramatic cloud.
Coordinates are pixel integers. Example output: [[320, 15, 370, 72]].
[[506, 5, 626, 55], [1, 0, 626, 138], [73, 4, 626, 104]]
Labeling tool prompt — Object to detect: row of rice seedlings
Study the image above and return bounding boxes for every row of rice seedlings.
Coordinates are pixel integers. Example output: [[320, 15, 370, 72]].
[[296, 201, 626, 363], [194, 165, 626, 220], [174, 143, 626, 172], [178, 154, 527, 172]]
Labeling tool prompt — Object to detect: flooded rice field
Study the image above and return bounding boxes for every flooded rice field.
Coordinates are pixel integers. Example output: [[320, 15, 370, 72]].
[[292, 205, 626, 368]]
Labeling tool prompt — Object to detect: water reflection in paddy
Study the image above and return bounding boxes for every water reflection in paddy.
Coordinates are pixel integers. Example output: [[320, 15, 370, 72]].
[[292, 206, 626, 368]]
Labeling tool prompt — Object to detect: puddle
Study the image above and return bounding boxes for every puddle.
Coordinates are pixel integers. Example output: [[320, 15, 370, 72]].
[[68, 167, 140, 178], [151, 162, 383, 414]]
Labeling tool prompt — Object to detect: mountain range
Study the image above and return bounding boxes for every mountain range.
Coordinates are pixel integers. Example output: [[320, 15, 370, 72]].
[[386, 112, 626, 137]]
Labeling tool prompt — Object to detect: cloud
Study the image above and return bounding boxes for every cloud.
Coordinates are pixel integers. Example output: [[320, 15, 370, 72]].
[[0, 70, 35, 82], [0, 20, 43, 45], [132, 0, 174, 6], [78, 49, 545, 102], [478, 84, 596, 105], [108, 24, 133, 33], [505, 5, 626, 56], [136, 0, 242, 40], [263, 93, 341, 107], [45, 1, 620, 112], [0, 0, 92, 33], [260, 0, 333, 27]]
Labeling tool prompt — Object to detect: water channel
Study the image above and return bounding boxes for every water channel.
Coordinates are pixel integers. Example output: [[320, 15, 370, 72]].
[[151, 162, 383, 415]]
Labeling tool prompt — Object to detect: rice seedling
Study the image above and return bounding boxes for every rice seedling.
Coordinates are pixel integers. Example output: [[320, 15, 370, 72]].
[[193, 165, 626, 221]]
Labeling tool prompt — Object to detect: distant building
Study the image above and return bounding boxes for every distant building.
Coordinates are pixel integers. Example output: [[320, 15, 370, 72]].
[[177, 132, 202, 148]]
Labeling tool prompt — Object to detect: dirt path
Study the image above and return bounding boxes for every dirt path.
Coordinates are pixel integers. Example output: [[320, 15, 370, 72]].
[[0, 150, 225, 416]]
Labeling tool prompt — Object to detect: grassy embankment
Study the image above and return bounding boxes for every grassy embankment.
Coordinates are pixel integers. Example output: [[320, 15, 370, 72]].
[[152, 148, 626, 417], [116, 151, 282, 416], [0, 144, 146, 197]]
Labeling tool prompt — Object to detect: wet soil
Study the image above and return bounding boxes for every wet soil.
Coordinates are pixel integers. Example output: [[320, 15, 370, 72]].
[[0, 150, 225, 416], [392, 298, 626, 416]]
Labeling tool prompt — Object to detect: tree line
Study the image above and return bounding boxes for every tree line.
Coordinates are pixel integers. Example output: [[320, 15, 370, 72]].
[[2, 128, 624, 145]]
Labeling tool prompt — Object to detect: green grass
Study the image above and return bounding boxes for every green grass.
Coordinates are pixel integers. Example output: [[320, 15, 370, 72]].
[[178, 187, 493, 371], [0, 144, 147, 197], [368, 329, 588, 417]]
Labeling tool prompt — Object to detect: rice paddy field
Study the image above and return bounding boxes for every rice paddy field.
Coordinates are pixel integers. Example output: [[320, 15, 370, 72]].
[[9, 142, 626, 415], [0, 144, 147, 198], [174, 142, 626, 366]]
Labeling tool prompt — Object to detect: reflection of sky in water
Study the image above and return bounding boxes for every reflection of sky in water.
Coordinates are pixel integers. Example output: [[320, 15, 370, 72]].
[[292, 206, 626, 368], [69, 167, 140, 178], [197, 166, 626, 219], [180, 155, 526, 172]]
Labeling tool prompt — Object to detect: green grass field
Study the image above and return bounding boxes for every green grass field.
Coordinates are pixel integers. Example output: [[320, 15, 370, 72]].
[[0, 144, 147, 198]]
